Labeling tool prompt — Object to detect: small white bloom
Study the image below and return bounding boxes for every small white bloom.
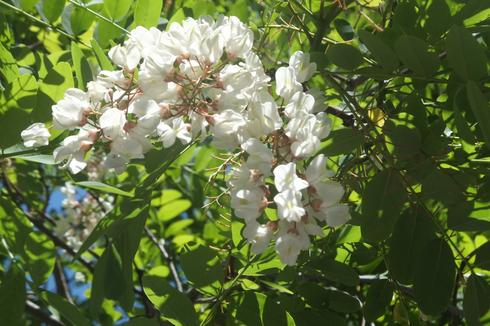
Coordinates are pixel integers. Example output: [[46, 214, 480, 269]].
[[217, 16, 253, 58], [230, 187, 265, 221], [108, 43, 141, 70], [99, 107, 126, 140], [241, 138, 273, 175], [86, 81, 108, 102], [323, 204, 350, 228], [275, 67, 302, 101], [21, 123, 50, 148], [284, 91, 315, 118], [210, 110, 246, 149], [243, 221, 272, 254], [157, 117, 192, 148], [274, 189, 305, 222], [273, 163, 309, 193], [305, 154, 334, 188], [53, 127, 96, 174], [52, 88, 91, 130], [288, 51, 316, 83], [276, 232, 303, 266]]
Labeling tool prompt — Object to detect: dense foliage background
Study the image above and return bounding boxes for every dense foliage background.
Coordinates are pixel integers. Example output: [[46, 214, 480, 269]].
[[1, 0, 490, 325]]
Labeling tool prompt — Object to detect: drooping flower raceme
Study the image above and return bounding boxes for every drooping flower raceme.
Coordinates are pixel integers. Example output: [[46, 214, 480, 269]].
[[22, 16, 349, 265]]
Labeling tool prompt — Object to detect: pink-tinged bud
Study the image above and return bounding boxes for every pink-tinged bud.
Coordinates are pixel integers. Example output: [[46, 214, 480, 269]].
[[215, 80, 224, 89], [185, 123, 192, 132], [118, 99, 129, 111], [80, 141, 93, 152], [261, 185, 270, 197], [307, 186, 317, 195], [311, 199, 323, 212], [250, 169, 263, 182], [176, 85, 184, 98], [205, 115, 215, 125], [88, 130, 99, 142], [123, 121, 137, 132], [260, 196, 269, 209], [301, 215, 309, 223], [79, 116, 88, 127], [267, 221, 278, 232], [160, 103, 172, 119], [287, 226, 299, 235]]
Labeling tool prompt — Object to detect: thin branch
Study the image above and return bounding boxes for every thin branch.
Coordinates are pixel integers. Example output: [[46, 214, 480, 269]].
[[26, 300, 63, 326], [53, 258, 74, 304], [144, 226, 184, 293]]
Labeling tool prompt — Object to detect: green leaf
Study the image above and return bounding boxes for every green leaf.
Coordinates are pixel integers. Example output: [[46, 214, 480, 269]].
[[334, 19, 354, 41], [71, 42, 91, 90], [320, 128, 363, 156], [464, 274, 490, 325], [42, 0, 66, 23], [68, 4, 95, 35], [90, 243, 125, 315], [363, 279, 393, 321], [466, 81, 490, 149], [358, 31, 398, 72], [90, 39, 113, 70], [126, 317, 160, 326], [387, 207, 436, 284], [24, 232, 55, 285], [0, 265, 26, 325], [40, 291, 90, 326], [143, 274, 198, 326], [425, 0, 452, 38], [326, 44, 363, 70], [383, 120, 421, 159], [133, 0, 163, 28], [75, 181, 134, 197], [327, 290, 361, 313], [413, 238, 456, 315], [474, 241, 490, 270], [180, 246, 223, 287], [103, 0, 132, 21], [360, 169, 407, 242], [0, 41, 19, 84], [158, 199, 192, 222], [321, 259, 360, 287], [167, 8, 187, 27], [76, 205, 148, 257], [394, 35, 439, 77], [33, 61, 74, 122], [446, 25, 488, 81]]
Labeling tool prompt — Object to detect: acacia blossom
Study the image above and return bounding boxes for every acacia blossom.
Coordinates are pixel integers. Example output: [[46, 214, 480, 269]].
[[21, 16, 349, 265]]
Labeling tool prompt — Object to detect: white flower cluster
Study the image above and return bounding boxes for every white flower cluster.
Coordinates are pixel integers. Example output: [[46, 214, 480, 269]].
[[227, 54, 349, 266], [55, 182, 113, 249], [21, 16, 349, 265]]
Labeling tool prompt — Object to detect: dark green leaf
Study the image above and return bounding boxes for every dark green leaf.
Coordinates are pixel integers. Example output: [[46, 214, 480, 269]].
[[363, 279, 393, 322], [361, 169, 407, 242], [326, 44, 363, 70], [334, 19, 354, 41], [359, 31, 398, 72], [388, 207, 436, 284], [0, 265, 26, 325], [466, 81, 490, 149], [143, 275, 198, 326], [394, 35, 439, 77], [327, 290, 361, 313], [41, 291, 90, 326], [446, 25, 488, 81], [180, 246, 223, 287], [474, 241, 490, 270], [322, 260, 360, 287], [320, 128, 363, 156], [464, 274, 490, 325], [425, 0, 452, 38], [413, 238, 456, 315]]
